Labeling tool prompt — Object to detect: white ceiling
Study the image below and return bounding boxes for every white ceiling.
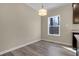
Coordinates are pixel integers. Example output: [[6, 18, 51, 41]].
[[27, 3, 69, 11]]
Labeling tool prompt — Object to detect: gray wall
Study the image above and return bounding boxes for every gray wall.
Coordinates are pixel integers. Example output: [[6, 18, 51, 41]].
[[0, 4, 41, 52], [41, 4, 74, 46]]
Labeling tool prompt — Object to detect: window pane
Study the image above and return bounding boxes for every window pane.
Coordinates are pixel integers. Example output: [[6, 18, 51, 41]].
[[49, 27, 59, 34], [50, 18, 53, 26], [53, 16, 59, 26]]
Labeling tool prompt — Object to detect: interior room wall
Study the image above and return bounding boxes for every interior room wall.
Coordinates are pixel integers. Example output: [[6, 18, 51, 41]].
[[0, 3, 41, 53], [41, 4, 74, 46]]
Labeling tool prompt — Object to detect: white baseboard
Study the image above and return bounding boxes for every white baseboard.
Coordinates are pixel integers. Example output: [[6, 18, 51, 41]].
[[0, 39, 41, 55], [42, 39, 72, 46]]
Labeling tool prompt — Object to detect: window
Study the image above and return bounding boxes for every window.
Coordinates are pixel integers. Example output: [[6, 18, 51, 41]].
[[48, 15, 60, 36]]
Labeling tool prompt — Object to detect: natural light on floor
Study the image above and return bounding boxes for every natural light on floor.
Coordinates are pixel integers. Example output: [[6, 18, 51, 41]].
[[62, 46, 76, 53]]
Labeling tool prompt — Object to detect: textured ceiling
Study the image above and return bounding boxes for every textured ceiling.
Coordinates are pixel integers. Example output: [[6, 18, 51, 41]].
[[27, 3, 69, 11]]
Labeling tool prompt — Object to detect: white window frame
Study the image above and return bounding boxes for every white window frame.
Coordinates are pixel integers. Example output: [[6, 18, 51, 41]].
[[48, 15, 60, 36]]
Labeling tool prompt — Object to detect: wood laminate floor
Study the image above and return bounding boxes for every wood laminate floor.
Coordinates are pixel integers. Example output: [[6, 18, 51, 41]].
[[1, 40, 75, 56]]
